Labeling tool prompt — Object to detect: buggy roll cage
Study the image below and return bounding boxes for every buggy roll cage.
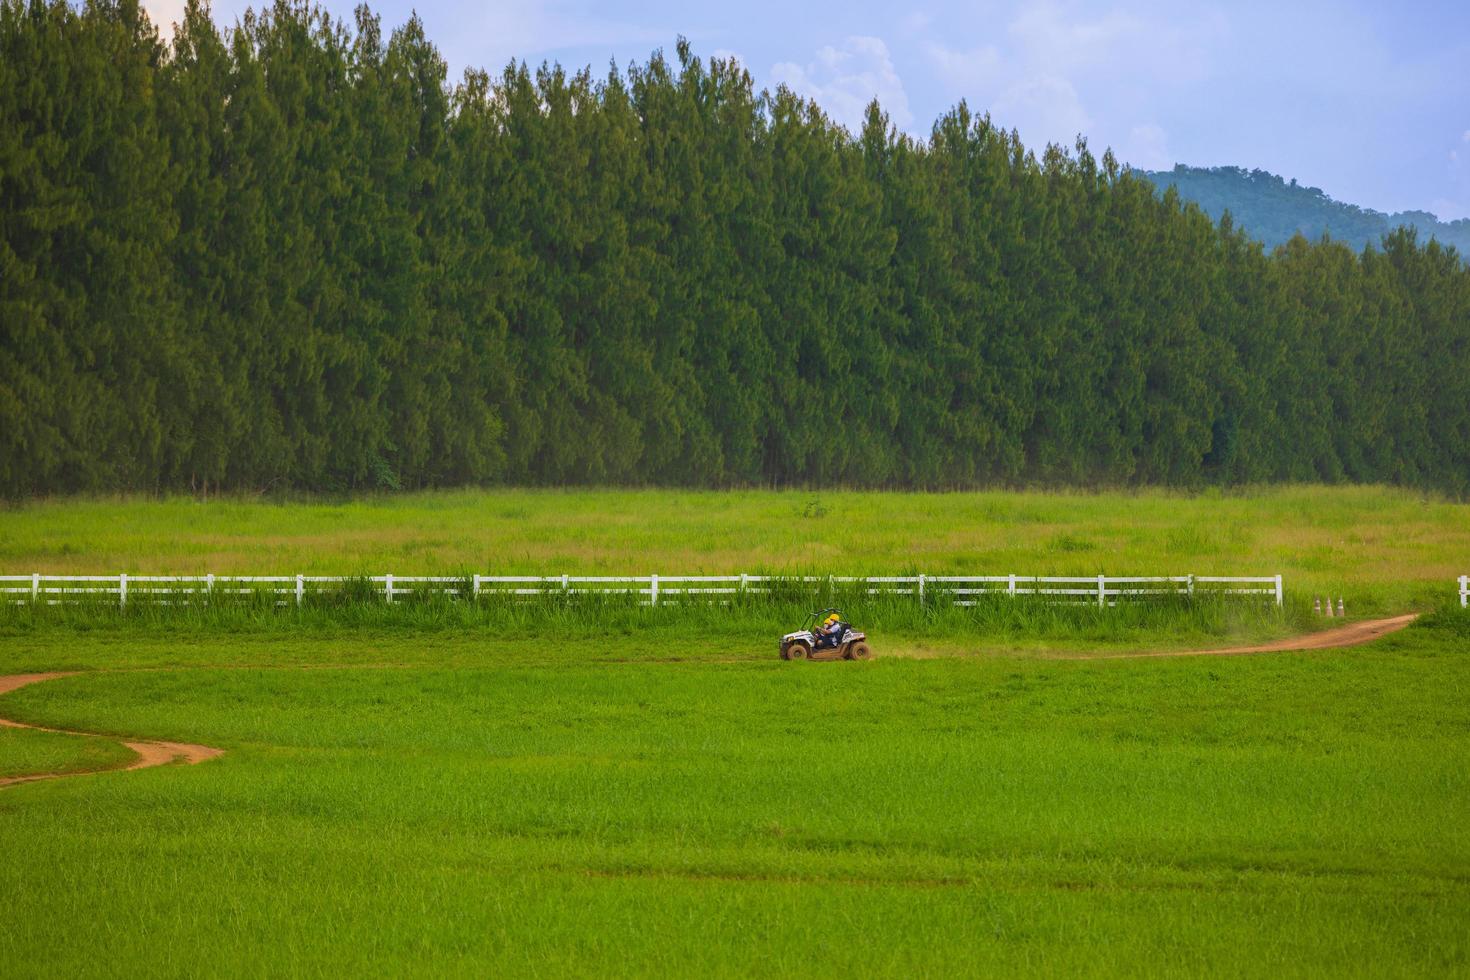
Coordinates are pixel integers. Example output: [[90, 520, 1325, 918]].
[[804, 607, 844, 630]]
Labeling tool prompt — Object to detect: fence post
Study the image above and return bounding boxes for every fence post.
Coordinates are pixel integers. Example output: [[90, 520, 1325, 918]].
[[119, 572, 127, 608], [1459, 575, 1467, 608], [650, 574, 659, 606], [31, 572, 39, 603], [1008, 573, 1016, 598], [918, 574, 925, 606], [385, 574, 393, 604], [561, 573, 569, 593], [295, 574, 304, 606], [1187, 574, 1195, 598], [472, 574, 481, 599], [1275, 574, 1284, 607], [740, 572, 748, 597], [206, 573, 214, 601], [1097, 573, 1106, 608]]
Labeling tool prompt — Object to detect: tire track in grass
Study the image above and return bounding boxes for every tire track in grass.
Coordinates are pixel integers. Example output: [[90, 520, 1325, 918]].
[[1053, 614, 1420, 660], [0, 673, 222, 789]]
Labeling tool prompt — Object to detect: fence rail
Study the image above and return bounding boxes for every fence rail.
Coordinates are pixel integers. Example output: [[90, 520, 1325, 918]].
[[0, 573, 1284, 608]]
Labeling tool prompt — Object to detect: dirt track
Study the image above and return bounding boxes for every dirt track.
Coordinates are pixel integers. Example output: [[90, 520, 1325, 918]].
[[0, 672, 222, 789], [1055, 614, 1420, 660]]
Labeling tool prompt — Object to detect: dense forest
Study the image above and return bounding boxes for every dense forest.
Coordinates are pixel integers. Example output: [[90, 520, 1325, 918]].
[[1141, 165, 1470, 259], [3, 0, 1470, 497]]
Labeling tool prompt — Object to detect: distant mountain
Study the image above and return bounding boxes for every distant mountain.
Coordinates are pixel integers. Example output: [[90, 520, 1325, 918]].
[[1139, 165, 1470, 258]]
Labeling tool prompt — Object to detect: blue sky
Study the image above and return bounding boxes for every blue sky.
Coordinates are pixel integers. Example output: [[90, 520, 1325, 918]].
[[148, 0, 1470, 219]]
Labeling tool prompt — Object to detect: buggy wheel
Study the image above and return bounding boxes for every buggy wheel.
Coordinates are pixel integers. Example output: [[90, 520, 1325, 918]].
[[845, 642, 872, 661], [782, 642, 810, 661]]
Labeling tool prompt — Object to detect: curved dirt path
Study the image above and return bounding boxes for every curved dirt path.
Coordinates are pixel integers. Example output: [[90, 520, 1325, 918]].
[[1057, 614, 1420, 660], [0, 672, 222, 789]]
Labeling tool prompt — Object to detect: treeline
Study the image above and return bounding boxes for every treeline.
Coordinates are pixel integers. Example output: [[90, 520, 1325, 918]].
[[3, 1, 1470, 496], [1140, 165, 1470, 258]]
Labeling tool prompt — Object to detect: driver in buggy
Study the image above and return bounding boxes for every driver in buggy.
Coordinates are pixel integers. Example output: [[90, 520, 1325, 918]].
[[813, 610, 848, 651]]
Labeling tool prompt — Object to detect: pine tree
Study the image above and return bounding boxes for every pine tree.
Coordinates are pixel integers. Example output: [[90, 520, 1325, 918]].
[[3, 10, 1469, 497]]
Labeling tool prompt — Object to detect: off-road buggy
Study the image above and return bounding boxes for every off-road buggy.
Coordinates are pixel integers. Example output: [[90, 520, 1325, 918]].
[[779, 608, 873, 661]]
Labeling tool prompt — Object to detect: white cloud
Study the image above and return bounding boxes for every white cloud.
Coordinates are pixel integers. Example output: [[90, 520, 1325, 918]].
[[435, 4, 669, 79], [921, 41, 1003, 92], [902, 11, 933, 35], [1430, 198, 1468, 221], [923, 3, 1224, 155], [909, 1, 1461, 219], [772, 35, 913, 132], [1118, 123, 1172, 171], [990, 74, 1091, 145], [141, 0, 187, 43], [1005, 2, 1219, 83]]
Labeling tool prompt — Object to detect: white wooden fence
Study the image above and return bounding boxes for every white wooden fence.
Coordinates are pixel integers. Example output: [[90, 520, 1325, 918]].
[[1460, 575, 1468, 608], [0, 573, 1284, 608]]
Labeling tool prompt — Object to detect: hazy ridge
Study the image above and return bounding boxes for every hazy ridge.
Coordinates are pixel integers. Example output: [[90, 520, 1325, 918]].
[[1141, 165, 1470, 258]]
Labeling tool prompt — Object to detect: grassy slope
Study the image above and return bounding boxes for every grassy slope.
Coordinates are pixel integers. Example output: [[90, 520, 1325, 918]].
[[1, 616, 1468, 975], [2, 486, 1466, 607], [0, 726, 136, 780]]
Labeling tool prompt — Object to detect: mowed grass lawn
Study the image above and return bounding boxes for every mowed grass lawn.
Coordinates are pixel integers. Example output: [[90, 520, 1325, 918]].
[[4, 485, 1468, 607], [2, 617, 1468, 976]]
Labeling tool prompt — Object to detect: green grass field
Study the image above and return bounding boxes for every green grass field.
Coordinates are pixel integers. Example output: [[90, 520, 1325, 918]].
[[1, 615, 1468, 975], [1, 488, 1467, 975], [4, 485, 1467, 606]]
